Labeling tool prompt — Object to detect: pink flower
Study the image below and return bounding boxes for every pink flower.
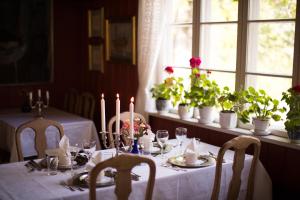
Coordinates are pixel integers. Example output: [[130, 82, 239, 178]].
[[292, 85, 300, 93], [195, 73, 200, 78], [164, 66, 174, 74], [189, 57, 201, 68]]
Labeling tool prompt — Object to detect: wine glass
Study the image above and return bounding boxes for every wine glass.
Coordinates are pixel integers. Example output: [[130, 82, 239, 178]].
[[156, 130, 169, 158], [83, 139, 96, 158], [175, 127, 187, 153], [69, 143, 82, 176]]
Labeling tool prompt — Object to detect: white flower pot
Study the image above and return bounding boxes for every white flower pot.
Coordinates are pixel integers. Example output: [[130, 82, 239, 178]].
[[252, 117, 271, 135], [198, 106, 215, 124], [193, 107, 199, 118], [178, 104, 192, 120], [219, 111, 237, 129]]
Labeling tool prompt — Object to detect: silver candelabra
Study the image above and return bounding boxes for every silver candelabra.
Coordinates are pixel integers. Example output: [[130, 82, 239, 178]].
[[29, 90, 49, 117]]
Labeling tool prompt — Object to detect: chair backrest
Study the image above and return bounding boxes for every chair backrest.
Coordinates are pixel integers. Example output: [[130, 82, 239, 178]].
[[211, 135, 261, 200], [63, 88, 80, 113], [107, 112, 146, 147], [76, 92, 95, 120], [16, 117, 64, 161], [89, 154, 156, 200]]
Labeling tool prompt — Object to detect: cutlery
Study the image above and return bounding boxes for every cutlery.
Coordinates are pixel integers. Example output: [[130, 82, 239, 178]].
[[161, 163, 187, 172], [208, 151, 225, 163], [24, 163, 34, 172], [61, 182, 75, 191], [29, 160, 42, 171]]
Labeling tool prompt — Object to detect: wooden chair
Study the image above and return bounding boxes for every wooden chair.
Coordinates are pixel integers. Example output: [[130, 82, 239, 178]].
[[76, 92, 95, 120], [89, 154, 156, 200], [63, 88, 80, 113], [16, 117, 64, 161], [107, 112, 146, 148], [211, 135, 261, 200]]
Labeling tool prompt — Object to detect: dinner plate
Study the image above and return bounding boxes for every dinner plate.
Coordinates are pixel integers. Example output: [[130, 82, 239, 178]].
[[72, 172, 114, 188], [151, 143, 172, 154], [168, 155, 215, 168]]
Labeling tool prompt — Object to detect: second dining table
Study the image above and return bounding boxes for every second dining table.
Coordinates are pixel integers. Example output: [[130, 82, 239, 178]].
[[0, 107, 100, 162], [0, 140, 272, 200]]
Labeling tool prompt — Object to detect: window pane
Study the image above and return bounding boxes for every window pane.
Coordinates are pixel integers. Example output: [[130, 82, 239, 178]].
[[246, 22, 295, 75], [245, 75, 291, 101], [201, 0, 238, 22], [249, 0, 296, 20], [169, 25, 192, 66], [207, 71, 235, 91], [200, 24, 237, 71], [171, 0, 193, 23]]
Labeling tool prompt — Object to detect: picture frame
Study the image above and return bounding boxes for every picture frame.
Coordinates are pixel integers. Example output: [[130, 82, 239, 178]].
[[88, 44, 104, 73], [88, 8, 104, 38], [105, 16, 136, 65]]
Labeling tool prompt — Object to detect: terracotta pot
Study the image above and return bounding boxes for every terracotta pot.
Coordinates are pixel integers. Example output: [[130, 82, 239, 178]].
[[219, 111, 237, 129]]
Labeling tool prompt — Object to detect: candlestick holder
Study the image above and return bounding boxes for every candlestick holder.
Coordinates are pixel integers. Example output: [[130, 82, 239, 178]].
[[99, 131, 122, 156], [29, 95, 49, 117]]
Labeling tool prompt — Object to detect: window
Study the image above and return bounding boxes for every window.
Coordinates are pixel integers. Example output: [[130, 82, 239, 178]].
[[165, 0, 300, 129]]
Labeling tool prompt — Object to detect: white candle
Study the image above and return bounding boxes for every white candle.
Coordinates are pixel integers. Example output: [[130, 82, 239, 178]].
[[101, 93, 106, 132], [116, 94, 120, 135], [46, 91, 49, 100], [29, 92, 33, 101], [38, 89, 41, 98], [129, 97, 134, 139]]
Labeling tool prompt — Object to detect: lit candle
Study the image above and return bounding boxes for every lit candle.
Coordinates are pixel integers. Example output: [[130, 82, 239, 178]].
[[129, 97, 134, 139], [101, 93, 106, 132], [38, 89, 41, 99], [116, 94, 120, 135]]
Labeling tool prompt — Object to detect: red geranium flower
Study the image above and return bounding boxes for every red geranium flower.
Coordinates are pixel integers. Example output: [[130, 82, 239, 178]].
[[164, 66, 174, 74], [292, 85, 300, 93], [195, 73, 200, 78], [190, 57, 201, 68]]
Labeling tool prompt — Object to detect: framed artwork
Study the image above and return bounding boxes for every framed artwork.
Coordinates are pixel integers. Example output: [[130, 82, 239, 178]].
[[105, 16, 136, 65], [87, 7, 104, 72], [88, 45, 104, 72]]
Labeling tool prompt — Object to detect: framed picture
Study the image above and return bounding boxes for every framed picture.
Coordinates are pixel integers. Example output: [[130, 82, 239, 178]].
[[88, 8, 104, 38], [105, 16, 136, 65], [88, 44, 104, 72]]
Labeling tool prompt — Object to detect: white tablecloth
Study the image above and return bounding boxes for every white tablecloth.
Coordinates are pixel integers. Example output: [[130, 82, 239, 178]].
[[0, 141, 272, 200], [0, 107, 100, 162]]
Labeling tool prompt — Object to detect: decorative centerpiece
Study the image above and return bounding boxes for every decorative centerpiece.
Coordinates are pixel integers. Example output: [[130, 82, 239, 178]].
[[120, 118, 152, 154], [239, 87, 285, 135], [282, 85, 300, 143]]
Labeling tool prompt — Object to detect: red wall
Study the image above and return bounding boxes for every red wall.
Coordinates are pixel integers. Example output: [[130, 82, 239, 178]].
[[0, 0, 139, 131]]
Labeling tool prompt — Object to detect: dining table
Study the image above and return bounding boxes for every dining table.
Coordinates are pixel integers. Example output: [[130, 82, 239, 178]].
[[0, 140, 272, 200], [0, 107, 100, 162]]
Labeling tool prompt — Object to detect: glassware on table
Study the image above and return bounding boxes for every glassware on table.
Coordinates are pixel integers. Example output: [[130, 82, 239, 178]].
[[175, 127, 187, 153], [156, 130, 169, 158], [69, 143, 82, 176], [47, 155, 58, 175], [83, 139, 96, 158]]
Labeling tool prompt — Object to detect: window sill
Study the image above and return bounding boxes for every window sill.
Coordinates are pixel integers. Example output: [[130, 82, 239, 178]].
[[148, 112, 300, 151]]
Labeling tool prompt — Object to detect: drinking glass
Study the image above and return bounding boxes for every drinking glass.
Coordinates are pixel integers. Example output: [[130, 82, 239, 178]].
[[83, 139, 96, 158], [156, 130, 169, 158], [175, 127, 187, 153], [69, 143, 82, 176], [47, 155, 58, 175]]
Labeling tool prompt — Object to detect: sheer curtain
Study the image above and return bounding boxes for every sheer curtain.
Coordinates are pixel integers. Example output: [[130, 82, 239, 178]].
[[135, 0, 170, 117]]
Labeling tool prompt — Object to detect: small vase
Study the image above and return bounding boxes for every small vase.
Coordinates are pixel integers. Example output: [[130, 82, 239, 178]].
[[131, 139, 139, 154]]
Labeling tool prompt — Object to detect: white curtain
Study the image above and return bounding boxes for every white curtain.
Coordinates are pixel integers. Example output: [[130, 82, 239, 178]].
[[135, 0, 170, 118]]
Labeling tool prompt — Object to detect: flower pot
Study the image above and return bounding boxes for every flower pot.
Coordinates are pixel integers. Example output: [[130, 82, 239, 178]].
[[193, 107, 199, 118], [178, 104, 192, 120], [287, 129, 300, 144], [219, 111, 237, 129], [252, 117, 271, 135], [198, 106, 215, 124], [155, 99, 170, 114]]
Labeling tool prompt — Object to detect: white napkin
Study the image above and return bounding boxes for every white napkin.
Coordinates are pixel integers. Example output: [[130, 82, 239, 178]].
[[184, 138, 198, 164], [45, 135, 71, 166], [86, 152, 104, 182], [139, 130, 155, 152]]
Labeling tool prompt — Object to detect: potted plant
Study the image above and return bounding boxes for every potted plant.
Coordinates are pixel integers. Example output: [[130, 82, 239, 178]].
[[150, 66, 183, 114], [177, 90, 193, 120], [189, 57, 201, 118], [239, 87, 285, 135], [218, 87, 246, 129], [282, 85, 300, 143], [188, 71, 220, 124]]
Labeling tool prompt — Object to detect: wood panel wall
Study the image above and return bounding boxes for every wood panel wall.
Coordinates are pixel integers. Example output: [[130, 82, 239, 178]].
[[0, 0, 139, 132]]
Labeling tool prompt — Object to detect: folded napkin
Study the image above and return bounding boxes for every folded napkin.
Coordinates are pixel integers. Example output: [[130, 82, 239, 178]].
[[45, 135, 71, 167], [86, 152, 104, 182], [140, 130, 155, 152], [184, 138, 198, 164]]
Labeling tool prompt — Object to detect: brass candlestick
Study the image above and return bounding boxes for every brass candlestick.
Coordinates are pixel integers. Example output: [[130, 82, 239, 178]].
[[29, 90, 49, 117]]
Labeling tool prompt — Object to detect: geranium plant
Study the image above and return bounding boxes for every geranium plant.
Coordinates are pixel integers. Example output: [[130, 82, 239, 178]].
[[150, 66, 184, 106], [218, 87, 246, 112], [281, 85, 300, 132], [239, 87, 285, 123]]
